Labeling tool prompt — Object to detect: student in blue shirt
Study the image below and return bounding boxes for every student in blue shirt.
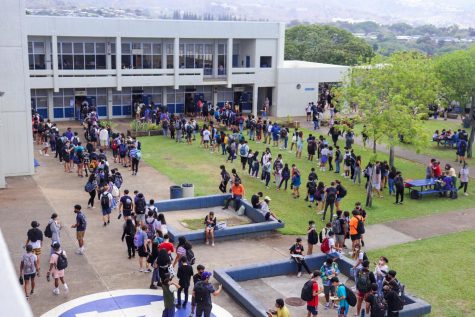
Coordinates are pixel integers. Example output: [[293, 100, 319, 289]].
[[331, 277, 349, 317]]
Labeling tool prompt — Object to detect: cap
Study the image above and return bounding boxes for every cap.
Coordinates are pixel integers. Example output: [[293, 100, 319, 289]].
[[201, 271, 212, 280], [264, 196, 271, 201], [31, 221, 40, 228]]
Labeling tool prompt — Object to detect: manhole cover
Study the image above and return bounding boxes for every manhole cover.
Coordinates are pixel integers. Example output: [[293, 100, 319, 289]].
[[285, 297, 306, 307]]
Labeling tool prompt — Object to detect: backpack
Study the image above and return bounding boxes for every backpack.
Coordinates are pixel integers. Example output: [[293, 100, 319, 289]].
[[320, 238, 330, 253], [72, 136, 79, 146], [356, 270, 371, 293], [357, 217, 366, 234], [135, 198, 146, 214], [194, 281, 208, 304], [300, 280, 316, 301], [186, 248, 196, 265], [134, 231, 144, 248], [186, 125, 193, 134], [55, 251, 68, 270], [371, 294, 388, 316], [146, 219, 156, 239], [119, 143, 127, 155], [338, 186, 347, 198], [23, 254, 35, 274], [114, 174, 123, 188], [326, 188, 336, 202], [111, 140, 119, 150], [343, 285, 357, 307], [101, 193, 110, 209], [84, 181, 96, 193], [239, 145, 247, 156], [44, 222, 53, 238], [135, 150, 142, 160], [332, 218, 342, 235], [223, 171, 230, 182], [460, 140, 467, 152]]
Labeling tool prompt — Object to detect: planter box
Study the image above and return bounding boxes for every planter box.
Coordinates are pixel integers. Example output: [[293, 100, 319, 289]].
[[127, 129, 163, 137], [282, 121, 300, 129], [149, 130, 163, 136]]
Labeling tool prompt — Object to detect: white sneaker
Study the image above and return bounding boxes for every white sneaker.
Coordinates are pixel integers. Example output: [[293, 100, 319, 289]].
[[39, 150, 43, 156], [139, 268, 144, 272], [63, 284, 69, 294], [45, 154, 50, 157], [212, 242, 215, 247], [75, 249, 83, 255], [464, 193, 468, 196], [297, 272, 302, 278], [52, 288, 60, 295]]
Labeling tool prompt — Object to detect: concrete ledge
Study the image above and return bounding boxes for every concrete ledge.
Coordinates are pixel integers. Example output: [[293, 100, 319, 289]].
[[214, 254, 431, 317], [155, 194, 284, 243]]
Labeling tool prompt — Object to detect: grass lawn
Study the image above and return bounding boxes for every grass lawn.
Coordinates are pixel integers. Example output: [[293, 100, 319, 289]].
[[367, 230, 475, 317], [140, 125, 475, 234], [353, 118, 470, 163]]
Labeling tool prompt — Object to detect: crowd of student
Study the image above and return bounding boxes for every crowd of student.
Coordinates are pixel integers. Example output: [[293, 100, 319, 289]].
[[24, 113, 225, 317]]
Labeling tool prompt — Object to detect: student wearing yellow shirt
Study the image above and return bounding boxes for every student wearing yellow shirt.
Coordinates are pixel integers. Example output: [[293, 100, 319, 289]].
[[267, 298, 290, 317]]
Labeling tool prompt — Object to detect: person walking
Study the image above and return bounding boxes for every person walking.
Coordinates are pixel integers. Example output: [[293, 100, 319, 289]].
[[100, 185, 113, 226], [161, 273, 181, 317], [307, 220, 318, 255], [305, 271, 321, 317], [71, 205, 86, 255], [129, 144, 141, 175], [121, 218, 136, 259], [322, 182, 337, 221], [119, 189, 134, 220], [193, 271, 222, 317], [85, 173, 98, 209], [47, 242, 68, 295], [219, 165, 230, 193], [25, 221, 43, 274], [46, 213, 61, 253], [176, 256, 194, 309], [19, 245, 39, 300]]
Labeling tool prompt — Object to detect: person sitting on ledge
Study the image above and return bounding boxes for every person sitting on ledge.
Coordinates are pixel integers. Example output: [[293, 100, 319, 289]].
[[223, 179, 245, 211], [267, 298, 290, 317], [204, 211, 217, 246], [259, 196, 282, 222]]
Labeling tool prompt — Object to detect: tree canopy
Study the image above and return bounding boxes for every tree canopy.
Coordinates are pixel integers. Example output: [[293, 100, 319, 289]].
[[336, 51, 441, 166], [285, 24, 374, 66]]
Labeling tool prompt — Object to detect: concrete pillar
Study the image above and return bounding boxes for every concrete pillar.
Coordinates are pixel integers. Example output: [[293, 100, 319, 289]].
[[107, 88, 113, 119], [115, 36, 122, 91], [252, 84, 258, 117], [212, 86, 218, 107], [226, 38, 233, 88], [276, 23, 285, 69], [173, 37, 179, 89], [106, 42, 112, 70], [51, 35, 59, 93], [163, 86, 167, 106], [47, 90, 54, 120], [162, 41, 166, 69]]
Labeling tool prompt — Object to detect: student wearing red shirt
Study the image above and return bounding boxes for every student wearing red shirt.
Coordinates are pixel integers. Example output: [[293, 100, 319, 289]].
[[307, 271, 321, 317], [158, 234, 175, 254]]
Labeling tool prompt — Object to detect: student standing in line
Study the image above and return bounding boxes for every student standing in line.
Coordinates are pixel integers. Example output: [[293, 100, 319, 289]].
[[71, 205, 86, 255], [25, 221, 43, 274], [19, 245, 39, 300], [176, 256, 194, 309]]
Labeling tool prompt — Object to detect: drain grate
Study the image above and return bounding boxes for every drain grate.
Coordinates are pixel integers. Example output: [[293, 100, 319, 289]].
[[285, 297, 306, 307]]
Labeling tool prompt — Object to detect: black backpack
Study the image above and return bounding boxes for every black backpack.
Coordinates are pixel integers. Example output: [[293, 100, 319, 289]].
[[343, 285, 357, 306], [356, 270, 371, 293], [371, 294, 388, 316], [136, 198, 146, 214], [300, 280, 316, 301], [44, 222, 53, 238], [194, 281, 208, 304], [56, 251, 68, 270], [332, 218, 342, 235], [357, 217, 366, 234], [101, 193, 110, 209], [186, 248, 196, 265]]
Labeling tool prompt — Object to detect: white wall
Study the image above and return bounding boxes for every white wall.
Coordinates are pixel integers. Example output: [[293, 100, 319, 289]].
[[0, 0, 34, 184]]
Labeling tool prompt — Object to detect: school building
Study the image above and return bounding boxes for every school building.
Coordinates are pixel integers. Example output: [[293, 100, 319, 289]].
[[0, 0, 347, 186]]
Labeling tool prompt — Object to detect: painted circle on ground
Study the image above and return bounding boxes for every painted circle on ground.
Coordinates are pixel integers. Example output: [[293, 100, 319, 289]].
[[41, 289, 233, 317]]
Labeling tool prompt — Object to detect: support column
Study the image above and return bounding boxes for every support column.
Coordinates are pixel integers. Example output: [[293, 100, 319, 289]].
[[212, 86, 218, 107], [252, 84, 258, 117], [107, 88, 113, 119], [163, 86, 167, 108], [51, 35, 59, 93], [47, 90, 54, 120], [213, 40, 218, 77], [115, 36, 122, 91], [173, 37, 179, 89], [106, 42, 112, 70], [162, 41, 167, 69], [45, 37, 52, 70], [226, 38, 233, 88]]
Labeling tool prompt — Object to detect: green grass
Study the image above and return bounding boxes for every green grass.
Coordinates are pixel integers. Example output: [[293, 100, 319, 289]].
[[140, 127, 475, 234], [367, 230, 475, 317], [353, 118, 469, 163]]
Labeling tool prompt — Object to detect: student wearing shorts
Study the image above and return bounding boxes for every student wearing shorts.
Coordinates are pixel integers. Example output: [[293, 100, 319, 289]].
[[20, 245, 38, 300], [332, 277, 349, 317]]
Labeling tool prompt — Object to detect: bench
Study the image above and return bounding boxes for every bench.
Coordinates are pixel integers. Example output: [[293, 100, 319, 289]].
[[410, 188, 457, 199]]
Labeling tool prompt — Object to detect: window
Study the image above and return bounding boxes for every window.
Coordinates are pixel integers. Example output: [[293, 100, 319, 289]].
[[179, 44, 185, 68], [153, 44, 162, 69], [166, 44, 174, 69], [28, 41, 46, 70], [185, 44, 194, 68], [195, 44, 204, 69], [110, 43, 116, 70], [204, 44, 213, 75], [260, 56, 272, 68], [30, 89, 48, 111], [121, 43, 132, 68], [57, 42, 108, 70], [53, 89, 74, 108], [218, 43, 227, 75]]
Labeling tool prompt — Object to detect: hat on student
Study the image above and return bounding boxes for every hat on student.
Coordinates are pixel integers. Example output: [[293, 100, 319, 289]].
[[264, 196, 271, 202], [201, 271, 212, 280]]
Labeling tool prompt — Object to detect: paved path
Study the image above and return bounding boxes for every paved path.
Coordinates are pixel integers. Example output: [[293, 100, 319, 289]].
[[1, 119, 475, 316]]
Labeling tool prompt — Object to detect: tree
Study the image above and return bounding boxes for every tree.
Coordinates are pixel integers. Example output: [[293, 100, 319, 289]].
[[337, 51, 441, 168], [435, 46, 475, 157], [285, 24, 374, 66]]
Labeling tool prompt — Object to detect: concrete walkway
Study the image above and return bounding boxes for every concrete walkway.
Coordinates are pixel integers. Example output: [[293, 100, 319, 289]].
[[1, 119, 474, 316]]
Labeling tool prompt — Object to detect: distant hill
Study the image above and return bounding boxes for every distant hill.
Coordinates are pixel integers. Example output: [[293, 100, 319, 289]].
[[25, 0, 475, 27]]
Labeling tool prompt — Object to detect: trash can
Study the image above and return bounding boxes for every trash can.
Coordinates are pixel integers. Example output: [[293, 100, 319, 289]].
[[170, 185, 183, 199], [182, 183, 195, 198]]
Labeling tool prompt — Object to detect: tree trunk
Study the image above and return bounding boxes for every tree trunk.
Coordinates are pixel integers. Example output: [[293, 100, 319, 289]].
[[389, 145, 395, 168], [373, 139, 377, 154], [467, 94, 475, 158]]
